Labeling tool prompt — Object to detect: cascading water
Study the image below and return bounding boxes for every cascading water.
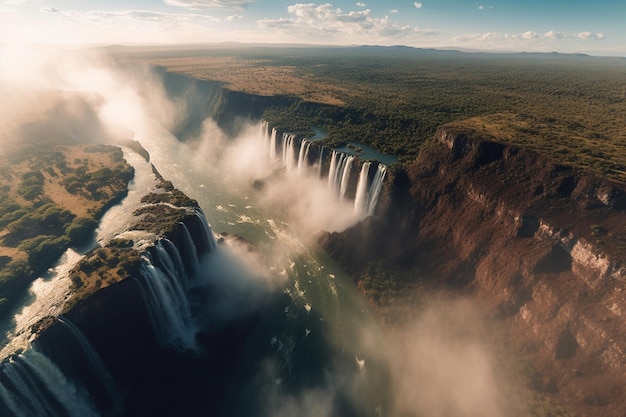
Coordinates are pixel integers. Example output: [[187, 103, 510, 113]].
[[0, 349, 98, 417], [194, 211, 219, 254], [55, 317, 119, 412], [354, 161, 371, 216], [328, 151, 354, 199], [260, 121, 270, 157], [354, 162, 387, 217], [137, 238, 198, 350], [338, 154, 355, 199], [259, 122, 387, 218], [282, 134, 296, 173], [270, 128, 277, 161], [318, 145, 324, 178], [297, 139, 311, 174], [327, 150, 339, 189], [366, 163, 387, 216], [1, 106, 391, 417]]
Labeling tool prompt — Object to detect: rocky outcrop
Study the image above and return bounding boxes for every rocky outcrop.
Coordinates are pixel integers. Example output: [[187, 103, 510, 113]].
[[321, 126, 626, 416], [26, 161, 219, 416]]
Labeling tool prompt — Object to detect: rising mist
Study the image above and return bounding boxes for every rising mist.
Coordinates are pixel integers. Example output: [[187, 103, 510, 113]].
[[0, 43, 523, 417]]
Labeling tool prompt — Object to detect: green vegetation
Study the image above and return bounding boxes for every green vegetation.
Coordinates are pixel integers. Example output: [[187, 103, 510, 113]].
[[18, 171, 45, 204], [0, 143, 133, 315], [137, 46, 626, 179], [67, 244, 143, 305], [263, 49, 626, 171]]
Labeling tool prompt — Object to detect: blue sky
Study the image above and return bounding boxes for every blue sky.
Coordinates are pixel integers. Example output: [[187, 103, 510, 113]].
[[1, 0, 624, 56]]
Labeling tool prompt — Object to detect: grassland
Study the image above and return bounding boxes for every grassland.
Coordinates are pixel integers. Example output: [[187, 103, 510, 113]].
[[122, 45, 626, 181], [0, 141, 133, 313]]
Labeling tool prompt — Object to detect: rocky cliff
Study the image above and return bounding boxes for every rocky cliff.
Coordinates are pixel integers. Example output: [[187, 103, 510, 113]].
[[27, 161, 228, 417], [321, 126, 626, 417]]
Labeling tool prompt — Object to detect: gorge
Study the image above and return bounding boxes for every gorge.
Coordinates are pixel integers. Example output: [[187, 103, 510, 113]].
[[0, 46, 625, 417]]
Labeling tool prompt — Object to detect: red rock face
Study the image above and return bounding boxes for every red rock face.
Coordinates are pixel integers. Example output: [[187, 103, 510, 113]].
[[321, 127, 626, 416]]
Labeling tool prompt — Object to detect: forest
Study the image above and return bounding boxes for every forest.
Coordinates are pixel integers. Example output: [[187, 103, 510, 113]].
[[0, 142, 133, 314], [132, 45, 626, 181]]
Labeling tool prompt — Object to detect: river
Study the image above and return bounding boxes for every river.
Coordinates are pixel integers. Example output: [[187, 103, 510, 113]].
[[126, 118, 392, 415]]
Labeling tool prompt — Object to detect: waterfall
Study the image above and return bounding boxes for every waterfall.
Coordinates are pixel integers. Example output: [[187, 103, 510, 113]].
[[297, 140, 311, 174], [282, 133, 296, 173], [153, 239, 187, 286], [194, 211, 219, 254], [332, 153, 348, 195], [56, 317, 119, 412], [179, 222, 200, 273], [327, 150, 338, 189], [0, 350, 98, 417], [366, 164, 387, 216], [318, 146, 324, 178], [260, 121, 268, 155], [260, 121, 389, 216], [160, 238, 188, 287], [136, 257, 196, 350], [339, 155, 355, 199], [327, 151, 354, 199], [134, 216, 213, 350], [354, 161, 371, 216], [269, 128, 277, 160]]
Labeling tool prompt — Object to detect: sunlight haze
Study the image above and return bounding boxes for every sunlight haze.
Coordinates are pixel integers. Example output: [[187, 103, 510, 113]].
[[0, 0, 624, 56]]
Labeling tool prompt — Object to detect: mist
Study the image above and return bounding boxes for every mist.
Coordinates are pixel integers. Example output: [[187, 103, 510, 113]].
[[187, 118, 363, 238], [0, 44, 176, 151], [0, 43, 523, 417], [381, 296, 520, 417]]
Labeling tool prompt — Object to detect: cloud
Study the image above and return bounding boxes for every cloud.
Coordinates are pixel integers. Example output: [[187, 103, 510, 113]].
[[389, 9, 398, 13], [257, 3, 438, 44], [356, 2, 366, 6], [61, 9, 219, 25], [414, 2, 422, 9], [478, 4, 492, 10], [41, 6, 60, 13], [544, 30, 566, 39], [226, 14, 243, 21], [576, 31, 606, 40], [521, 30, 538, 40], [452, 29, 609, 52], [163, 0, 253, 10], [0, 0, 26, 4]]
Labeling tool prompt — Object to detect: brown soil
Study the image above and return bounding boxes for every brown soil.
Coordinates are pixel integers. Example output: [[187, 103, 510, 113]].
[[321, 127, 626, 417]]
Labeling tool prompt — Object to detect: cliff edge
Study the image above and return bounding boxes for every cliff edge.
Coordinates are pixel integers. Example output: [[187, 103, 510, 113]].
[[320, 126, 626, 416]]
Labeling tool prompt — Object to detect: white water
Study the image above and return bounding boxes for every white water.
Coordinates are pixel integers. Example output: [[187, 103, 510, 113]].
[[1, 111, 388, 416], [270, 127, 277, 161], [339, 154, 355, 200], [354, 161, 371, 216], [139, 238, 198, 350], [327, 150, 339, 189], [56, 317, 118, 409], [366, 164, 387, 216], [96, 149, 159, 245], [0, 350, 98, 417], [259, 123, 386, 217], [318, 145, 324, 178], [297, 140, 311, 175], [0, 249, 82, 359], [282, 133, 296, 173]]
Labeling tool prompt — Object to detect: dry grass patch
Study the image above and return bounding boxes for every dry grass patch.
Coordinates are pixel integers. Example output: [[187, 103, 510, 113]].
[[146, 56, 347, 106]]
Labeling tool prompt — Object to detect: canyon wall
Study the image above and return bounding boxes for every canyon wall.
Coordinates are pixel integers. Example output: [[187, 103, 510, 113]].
[[158, 69, 299, 139], [321, 126, 626, 416], [157, 68, 626, 415]]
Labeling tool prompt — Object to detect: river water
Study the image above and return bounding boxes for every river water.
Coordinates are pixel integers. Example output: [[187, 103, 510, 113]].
[[127, 119, 392, 416]]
